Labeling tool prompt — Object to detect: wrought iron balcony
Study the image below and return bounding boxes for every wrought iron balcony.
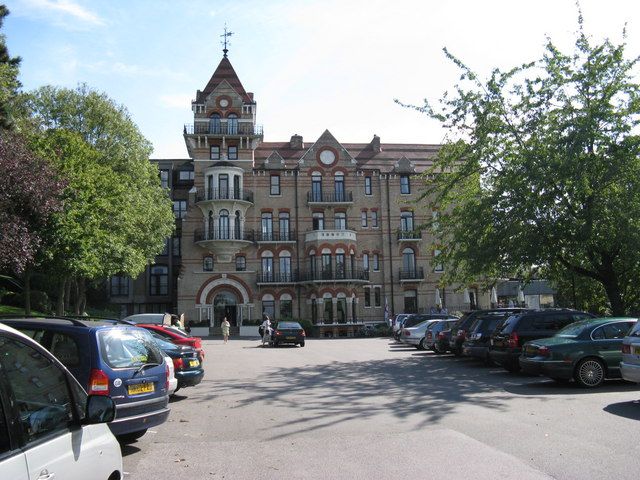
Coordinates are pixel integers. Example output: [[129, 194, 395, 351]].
[[298, 268, 370, 283], [194, 228, 254, 242], [397, 229, 423, 241], [399, 267, 425, 282], [184, 124, 263, 136], [254, 230, 297, 243], [195, 188, 254, 203], [307, 190, 353, 204], [256, 271, 298, 284]]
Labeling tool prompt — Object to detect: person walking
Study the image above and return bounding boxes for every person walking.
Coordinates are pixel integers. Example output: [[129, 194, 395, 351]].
[[221, 317, 231, 344], [261, 316, 272, 347]]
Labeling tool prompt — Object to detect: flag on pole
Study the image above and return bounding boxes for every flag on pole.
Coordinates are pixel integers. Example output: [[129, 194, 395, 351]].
[[384, 297, 390, 325]]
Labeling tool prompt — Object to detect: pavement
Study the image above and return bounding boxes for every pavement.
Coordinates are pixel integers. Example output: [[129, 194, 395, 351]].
[[122, 337, 640, 480]]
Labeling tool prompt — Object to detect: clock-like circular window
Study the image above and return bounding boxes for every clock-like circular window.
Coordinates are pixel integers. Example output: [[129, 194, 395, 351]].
[[219, 98, 229, 108], [319, 149, 336, 165]]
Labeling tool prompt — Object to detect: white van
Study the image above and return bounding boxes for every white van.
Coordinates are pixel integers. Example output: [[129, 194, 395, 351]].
[[0, 323, 123, 480]]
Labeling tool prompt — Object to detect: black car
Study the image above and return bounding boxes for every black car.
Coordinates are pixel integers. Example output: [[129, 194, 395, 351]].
[[449, 308, 529, 356], [489, 309, 594, 372], [150, 333, 204, 391], [461, 311, 516, 364], [273, 321, 306, 347]]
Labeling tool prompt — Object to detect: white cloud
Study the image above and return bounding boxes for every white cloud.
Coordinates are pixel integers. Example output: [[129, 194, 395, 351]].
[[159, 94, 193, 110], [17, 0, 104, 27]]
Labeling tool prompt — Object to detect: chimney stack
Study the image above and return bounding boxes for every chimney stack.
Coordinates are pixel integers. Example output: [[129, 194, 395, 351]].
[[290, 134, 304, 149], [371, 134, 381, 153]]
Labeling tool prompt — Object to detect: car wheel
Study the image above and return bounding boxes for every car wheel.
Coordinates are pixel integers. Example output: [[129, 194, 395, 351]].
[[418, 338, 427, 350], [299, 340, 305, 347], [432, 343, 443, 354], [117, 429, 147, 443], [574, 358, 605, 388]]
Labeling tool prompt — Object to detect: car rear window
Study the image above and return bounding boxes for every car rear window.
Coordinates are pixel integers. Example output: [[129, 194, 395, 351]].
[[556, 321, 590, 338], [98, 328, 164, 369], [495, 315, 520, 334], [277, 322, 301, 329]]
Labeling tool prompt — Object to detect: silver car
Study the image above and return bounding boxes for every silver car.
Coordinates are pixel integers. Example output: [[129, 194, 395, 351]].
[[401, 317, 457, 350], [621, 321, 640, 383], [424, 319, 459, 351]]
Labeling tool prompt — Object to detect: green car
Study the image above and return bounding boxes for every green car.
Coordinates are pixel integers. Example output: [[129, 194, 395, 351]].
[[520, 317, 637, 388]]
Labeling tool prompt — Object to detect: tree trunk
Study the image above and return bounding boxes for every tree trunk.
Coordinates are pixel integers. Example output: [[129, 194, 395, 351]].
[[76, 277, 86, 315], [599, 268, 625, 316], [64, 278, 71, 313], [23, 267, 31, 316], [56, 276, 66, 316], [73, 277, 81, 315]]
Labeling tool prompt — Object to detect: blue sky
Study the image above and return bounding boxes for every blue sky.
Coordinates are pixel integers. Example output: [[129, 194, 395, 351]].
[[4, 0, 639, 158]]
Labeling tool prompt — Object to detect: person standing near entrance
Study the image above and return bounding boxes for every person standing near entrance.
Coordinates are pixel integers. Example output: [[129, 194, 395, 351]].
[[261, 316, 272, 347], [221, 317, 231, 344]]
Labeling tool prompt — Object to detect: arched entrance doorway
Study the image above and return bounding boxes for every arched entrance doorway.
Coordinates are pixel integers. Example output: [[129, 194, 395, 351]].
[[214, 290, 238, 326]]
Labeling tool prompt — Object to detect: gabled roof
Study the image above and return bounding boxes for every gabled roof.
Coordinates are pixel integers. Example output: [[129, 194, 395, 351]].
[[198, 57, 252, 103], [299, 129, 356, 166]]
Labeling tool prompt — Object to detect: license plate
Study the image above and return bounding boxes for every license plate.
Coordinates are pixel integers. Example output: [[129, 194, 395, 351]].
[[128, 382, 154, 395], [286, 336, 295, 340], [189, 360, 200, 368], [490, 339, 494, 346]]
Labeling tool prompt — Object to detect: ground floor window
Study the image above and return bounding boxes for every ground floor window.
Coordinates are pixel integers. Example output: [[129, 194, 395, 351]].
[[337, 297, 346, 323], [404, 290, 418, 313], [280, 300, 293, 320], [323, 298, 333, 323], [262, 299, 275, 321]]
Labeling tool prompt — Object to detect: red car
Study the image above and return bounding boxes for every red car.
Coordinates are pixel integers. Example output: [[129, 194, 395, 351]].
[[137, 324, 205, 361]]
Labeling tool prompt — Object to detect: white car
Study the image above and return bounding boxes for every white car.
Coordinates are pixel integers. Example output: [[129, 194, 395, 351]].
[[621, 321, 640, 383], [400, 319, 443, 350], [123, 312, 170, 325], [0, 323, 123, 480], [165, 355, 178, 395]]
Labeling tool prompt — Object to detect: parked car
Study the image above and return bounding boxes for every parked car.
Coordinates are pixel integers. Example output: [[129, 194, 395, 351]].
[[272, 321, 306, 347], [135, 323, 205, 361], [392, 314, 411, 340], [449, 308, 529, 356], [1, 317, 171, 443], [520, 317, 636, 387], [424, 318, 461, 351], [462, 311, 520, 364], [402, 317, 458, 350], [620, 320, 640, 384], [400, 319, 439, 349], [433, 328, 453, 354], [489, 309, 594, 372], [397, 313, 455, 341], [165, 353, 178, 395], [149, 332, 205, 392], [0, 322, 123, 480]]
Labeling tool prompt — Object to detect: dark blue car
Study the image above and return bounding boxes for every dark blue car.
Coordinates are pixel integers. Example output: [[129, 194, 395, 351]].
[[1, 317, 171, 442]]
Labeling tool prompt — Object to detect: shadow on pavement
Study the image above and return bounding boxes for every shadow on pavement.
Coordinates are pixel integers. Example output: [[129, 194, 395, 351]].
[[603, 400, 640, 420], [120, 444, 141, 457]]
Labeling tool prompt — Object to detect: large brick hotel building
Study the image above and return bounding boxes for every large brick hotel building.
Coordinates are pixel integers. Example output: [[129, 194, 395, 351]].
[[109, 50, 489, 335]]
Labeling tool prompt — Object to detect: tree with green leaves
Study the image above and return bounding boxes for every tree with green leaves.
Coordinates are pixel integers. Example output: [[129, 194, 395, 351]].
[[0, 5, 20, 130], [399, 17, 640, 315], [18, 85, 175, 313]]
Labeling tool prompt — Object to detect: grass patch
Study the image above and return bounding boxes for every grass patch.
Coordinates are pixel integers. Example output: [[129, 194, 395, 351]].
[[0, 304, 47, 316]]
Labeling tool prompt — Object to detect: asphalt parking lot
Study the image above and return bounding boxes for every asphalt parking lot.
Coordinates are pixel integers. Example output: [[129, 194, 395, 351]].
[[122, 337, 640, 479]]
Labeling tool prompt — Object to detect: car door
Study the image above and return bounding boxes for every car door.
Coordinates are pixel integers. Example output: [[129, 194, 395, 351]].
[[592, 321, 636, 374], [0, 334, 106, 480], [0, 384, 29, 480]]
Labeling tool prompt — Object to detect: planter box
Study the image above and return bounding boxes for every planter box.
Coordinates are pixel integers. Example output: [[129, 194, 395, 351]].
[[239, 326, 260, 337], [189, 327, 210, 337]]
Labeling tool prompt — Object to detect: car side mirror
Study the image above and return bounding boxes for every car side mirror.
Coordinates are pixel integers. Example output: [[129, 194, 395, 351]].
[[84, 395, 116, 424]]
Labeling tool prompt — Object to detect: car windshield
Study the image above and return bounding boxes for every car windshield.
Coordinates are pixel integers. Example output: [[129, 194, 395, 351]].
[[98, 328, 164, 368], [555, 320, 590, 338], [277, 322, 301, 329], [495, 315, 519, 334]]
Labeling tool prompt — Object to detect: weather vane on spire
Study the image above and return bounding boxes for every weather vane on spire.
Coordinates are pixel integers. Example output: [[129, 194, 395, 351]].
[[221, 24, 233, 58]]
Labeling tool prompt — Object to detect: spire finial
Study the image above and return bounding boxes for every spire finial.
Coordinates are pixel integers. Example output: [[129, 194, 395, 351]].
[[221, 24, 233, 58]]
